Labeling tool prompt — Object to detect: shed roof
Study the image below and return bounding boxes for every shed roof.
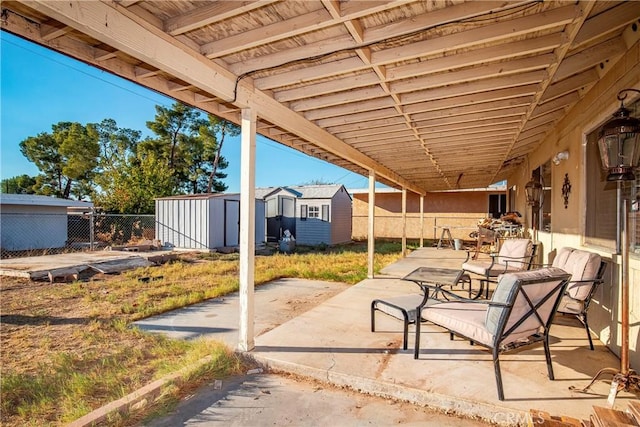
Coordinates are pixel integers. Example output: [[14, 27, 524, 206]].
[[155, 193, 239, 201], [256, 184, 347, 200], [0, 194, 94, 208]]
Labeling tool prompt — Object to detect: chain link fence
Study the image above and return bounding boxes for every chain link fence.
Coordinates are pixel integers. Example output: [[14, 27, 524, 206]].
[[1, 212, 156, 259]]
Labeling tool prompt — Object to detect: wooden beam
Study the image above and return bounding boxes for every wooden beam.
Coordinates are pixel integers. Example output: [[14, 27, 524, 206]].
[[275, 72, 380, 102], [292, 85, 387, 112], [305, 98, 396, 121], [388, 33, 563, 81], [530, 91, 580, 118], [165, 0, 277, 36], [373, 5, 578, 66], [401, 71, 546, 105], [492, 1, 595, 183], [572, 1, 640, 48], [202, 9, 332, 59], [413, 107, 528, 129], [391, 54, 555, 94], [407, 96, 533, 121], [540, 68, 599, 103], [553, 37, 626, 82]]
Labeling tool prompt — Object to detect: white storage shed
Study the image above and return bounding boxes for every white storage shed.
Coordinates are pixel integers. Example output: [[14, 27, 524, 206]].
[[155, 193, 266, 250], [0, 194, 94, 251]]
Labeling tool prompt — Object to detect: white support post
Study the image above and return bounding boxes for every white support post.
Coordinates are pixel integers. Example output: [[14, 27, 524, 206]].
[[402, 188, 407, 256], [367, 170, 376, 279], [238, 107, 256, 352], [420, 195, 424, 248]]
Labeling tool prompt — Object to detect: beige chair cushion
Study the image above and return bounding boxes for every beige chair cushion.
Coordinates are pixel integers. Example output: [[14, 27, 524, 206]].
[[461, 238, 533, 277], [421, 302, 494, 346], [496, 239, 533, 269], [485, 268, 569, 344], [551, 248, 601, 301]]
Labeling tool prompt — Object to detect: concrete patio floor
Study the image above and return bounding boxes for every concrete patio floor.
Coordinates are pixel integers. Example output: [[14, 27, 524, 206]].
[[248, 248, 639, 424]]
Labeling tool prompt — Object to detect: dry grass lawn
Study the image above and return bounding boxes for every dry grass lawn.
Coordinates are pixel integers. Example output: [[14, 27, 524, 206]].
[[1, 241, 409, 426]]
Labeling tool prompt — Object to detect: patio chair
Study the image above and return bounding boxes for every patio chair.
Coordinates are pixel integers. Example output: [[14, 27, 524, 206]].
[[458, 238, 537, 299], [417, 267, 571, 401], [550, 247, 607, 351]]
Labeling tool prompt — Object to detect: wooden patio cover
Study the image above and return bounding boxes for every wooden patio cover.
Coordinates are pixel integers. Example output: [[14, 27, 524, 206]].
[[2, 0, 639, 194]]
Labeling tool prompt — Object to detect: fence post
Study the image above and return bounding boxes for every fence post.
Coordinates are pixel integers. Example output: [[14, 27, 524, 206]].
[[90, 209, 95, 251]]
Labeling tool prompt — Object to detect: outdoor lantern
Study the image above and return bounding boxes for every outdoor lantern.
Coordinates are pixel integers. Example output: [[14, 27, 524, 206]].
[[597, 89, 640, 181], [525, 177, 543, 207], [574, 88, 640, 401]]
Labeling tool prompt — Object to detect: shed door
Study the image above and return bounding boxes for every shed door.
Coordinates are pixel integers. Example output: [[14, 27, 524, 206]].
[[280, 196, 296, 238], [224, 199, 240, 246]]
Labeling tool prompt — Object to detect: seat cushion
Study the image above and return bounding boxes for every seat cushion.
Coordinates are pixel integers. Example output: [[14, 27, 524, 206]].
[[421, 302, 494, 347], [461, 260, 522, 277], [552, 248, 601, 301]]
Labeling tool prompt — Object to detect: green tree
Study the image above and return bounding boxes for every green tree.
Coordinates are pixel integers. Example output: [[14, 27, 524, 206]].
[[0, 175, 37, 194], [96, 148, 173, 214], [19, 122, 99, 199], [93, 119, 174, 213], [206, 115, 238, 193], [145, 102, 231, 194]]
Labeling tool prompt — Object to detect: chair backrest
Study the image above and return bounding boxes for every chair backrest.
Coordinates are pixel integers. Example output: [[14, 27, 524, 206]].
[[485, 268, 571, 346], [551, 247, 604, 301], [496, 238, 534, 269]]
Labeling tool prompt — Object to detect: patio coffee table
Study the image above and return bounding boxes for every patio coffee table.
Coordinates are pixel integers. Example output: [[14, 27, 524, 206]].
[[401, 267, 472, 359], [371, 267, 470, 357]]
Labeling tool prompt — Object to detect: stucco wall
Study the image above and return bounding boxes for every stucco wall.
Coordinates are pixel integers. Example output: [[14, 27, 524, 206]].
[[352, 190, 505, 241], [508, 39, 640, 368]]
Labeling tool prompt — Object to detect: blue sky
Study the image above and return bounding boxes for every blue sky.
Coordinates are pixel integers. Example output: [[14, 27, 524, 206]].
[[0, 32, 372, 193]]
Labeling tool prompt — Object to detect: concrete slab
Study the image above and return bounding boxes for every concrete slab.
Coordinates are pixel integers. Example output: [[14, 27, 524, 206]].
[[134, 278, 351, 347], [134, 247, 639, 425], [250, 248, 639, 424]]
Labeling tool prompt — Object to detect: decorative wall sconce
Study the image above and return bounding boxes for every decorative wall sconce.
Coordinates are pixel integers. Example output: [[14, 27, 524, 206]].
[[561, 173, 571, 209], [552, 150, 569, 165]]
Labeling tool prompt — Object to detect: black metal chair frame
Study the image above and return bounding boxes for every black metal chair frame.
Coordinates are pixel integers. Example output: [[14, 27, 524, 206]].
[[416, 270, 571, 401]]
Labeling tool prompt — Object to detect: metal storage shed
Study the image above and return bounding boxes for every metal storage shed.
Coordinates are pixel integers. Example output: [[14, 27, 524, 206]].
[[0, 194, 94, 252], [155, 193, 265, 250]]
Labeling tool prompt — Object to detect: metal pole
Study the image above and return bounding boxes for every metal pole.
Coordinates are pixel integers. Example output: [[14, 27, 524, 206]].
[[621, 198, 630, 375], [617, 183, 622, 254], [90, 208, 95, 251]]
